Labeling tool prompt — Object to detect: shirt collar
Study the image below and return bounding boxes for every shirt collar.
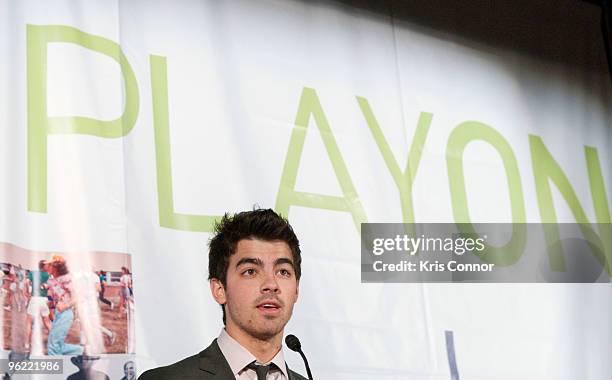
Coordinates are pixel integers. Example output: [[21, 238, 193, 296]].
[[217, 328, 288, 378]]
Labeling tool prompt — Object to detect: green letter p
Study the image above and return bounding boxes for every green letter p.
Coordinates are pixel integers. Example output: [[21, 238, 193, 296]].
[[27, 25, 139, 212]]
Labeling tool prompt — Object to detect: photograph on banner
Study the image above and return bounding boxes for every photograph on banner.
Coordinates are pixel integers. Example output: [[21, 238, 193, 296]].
[[0, 242, 134, 356], [0, 353, 137, 380]]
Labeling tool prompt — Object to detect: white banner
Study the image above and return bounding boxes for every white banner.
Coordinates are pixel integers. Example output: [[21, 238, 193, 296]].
[[1, 0, 611, 378]]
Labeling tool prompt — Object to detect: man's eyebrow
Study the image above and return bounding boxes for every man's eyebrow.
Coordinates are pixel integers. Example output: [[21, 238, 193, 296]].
[[235, 257, 263, 268], [274, 258, 295, 269]]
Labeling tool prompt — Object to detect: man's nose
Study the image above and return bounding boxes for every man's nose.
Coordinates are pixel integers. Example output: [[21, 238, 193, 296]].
[[261, 271, 280, 293]]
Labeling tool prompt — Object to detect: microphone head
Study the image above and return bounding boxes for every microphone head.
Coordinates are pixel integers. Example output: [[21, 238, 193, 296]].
[[285, 334, 302, 352]]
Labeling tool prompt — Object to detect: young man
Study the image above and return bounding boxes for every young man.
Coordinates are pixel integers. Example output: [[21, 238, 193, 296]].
[[118, 267, 133, 314], [140, 209, 307, 380], [73, 270, 115, 354], [46, 257, 83, 356], [25, 260, 52, 353], [97, 271, 113, 309]]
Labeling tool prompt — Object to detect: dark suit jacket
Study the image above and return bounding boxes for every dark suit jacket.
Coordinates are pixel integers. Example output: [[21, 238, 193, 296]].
[[138, 339, 307, 380], [66, 369, 110, 380]]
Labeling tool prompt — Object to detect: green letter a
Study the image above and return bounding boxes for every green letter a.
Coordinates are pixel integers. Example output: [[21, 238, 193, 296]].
[[275, 88, 367, 231]]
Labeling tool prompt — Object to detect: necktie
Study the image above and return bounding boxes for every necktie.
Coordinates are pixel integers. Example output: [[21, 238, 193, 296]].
[[247, 362, 277, 380]]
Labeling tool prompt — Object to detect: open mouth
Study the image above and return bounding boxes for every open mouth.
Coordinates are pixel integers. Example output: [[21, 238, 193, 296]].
[[257, 301, 281, 313]]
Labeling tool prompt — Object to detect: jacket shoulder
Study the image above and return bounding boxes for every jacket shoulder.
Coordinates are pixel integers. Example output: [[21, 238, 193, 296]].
[[138, 352, 202, 380]]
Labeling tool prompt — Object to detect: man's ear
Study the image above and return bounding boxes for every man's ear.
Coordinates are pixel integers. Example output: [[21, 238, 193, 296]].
[[210, 278, 227, 305], [294, 280, 299, 302]]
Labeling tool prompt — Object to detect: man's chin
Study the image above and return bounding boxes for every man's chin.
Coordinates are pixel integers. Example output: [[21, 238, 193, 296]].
[[249, 322, 285, 341]]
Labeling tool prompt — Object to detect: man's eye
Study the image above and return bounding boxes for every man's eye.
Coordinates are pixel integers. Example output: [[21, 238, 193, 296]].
[[242, 269, 256, 276], [278, 269, 292, 277]]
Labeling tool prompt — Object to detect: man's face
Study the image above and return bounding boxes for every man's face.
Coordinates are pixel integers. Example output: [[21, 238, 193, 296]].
[[211, 239, 299, 342], [124, 362, 135, 379]]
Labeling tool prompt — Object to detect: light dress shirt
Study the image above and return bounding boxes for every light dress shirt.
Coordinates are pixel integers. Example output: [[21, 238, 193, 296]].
[[217, 329, 289, 380]]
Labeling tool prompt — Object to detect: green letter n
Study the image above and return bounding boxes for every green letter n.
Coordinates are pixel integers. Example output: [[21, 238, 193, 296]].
[[530, 135, 612, 275]]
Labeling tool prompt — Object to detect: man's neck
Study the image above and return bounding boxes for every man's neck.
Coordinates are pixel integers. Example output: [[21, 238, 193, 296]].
[[224, 326, 283, 363]]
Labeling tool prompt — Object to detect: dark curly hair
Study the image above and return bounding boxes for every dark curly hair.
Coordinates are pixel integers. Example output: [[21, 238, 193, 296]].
[[208, 208, 301, 284], [208, 209, 301, 324]]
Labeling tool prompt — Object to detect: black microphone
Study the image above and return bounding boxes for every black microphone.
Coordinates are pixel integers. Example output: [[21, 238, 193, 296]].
[[285, 334, 313, 380]]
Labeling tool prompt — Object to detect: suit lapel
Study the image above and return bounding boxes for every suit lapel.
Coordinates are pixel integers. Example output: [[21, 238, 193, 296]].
[[198, 339, 235, 378], [286, 363, 301, 380]]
